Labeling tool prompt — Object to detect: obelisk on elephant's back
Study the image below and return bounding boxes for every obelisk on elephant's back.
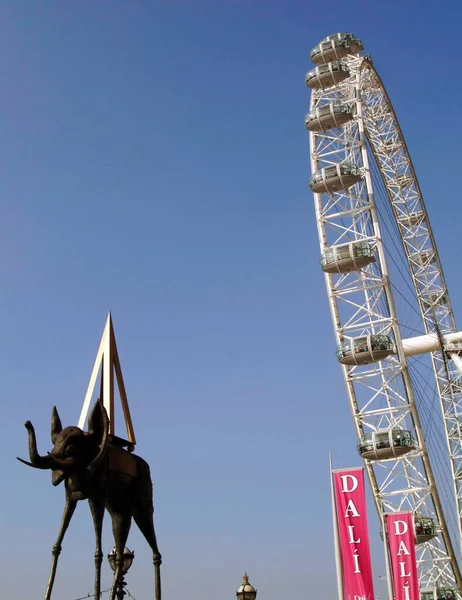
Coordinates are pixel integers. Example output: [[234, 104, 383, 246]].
[[18, 313, 162, 600]]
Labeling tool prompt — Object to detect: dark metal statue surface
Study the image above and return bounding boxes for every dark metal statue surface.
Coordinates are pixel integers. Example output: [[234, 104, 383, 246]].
[[18, 401, 162, 600]]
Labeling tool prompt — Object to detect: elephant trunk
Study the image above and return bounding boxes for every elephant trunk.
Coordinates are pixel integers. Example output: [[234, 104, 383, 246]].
[[24, 421, 54, 469], [18, 421, 76, 471]]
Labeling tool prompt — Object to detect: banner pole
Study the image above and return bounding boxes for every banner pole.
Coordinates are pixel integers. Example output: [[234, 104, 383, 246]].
[[330, 453, 344, 600], [381, 512, 395, 600]]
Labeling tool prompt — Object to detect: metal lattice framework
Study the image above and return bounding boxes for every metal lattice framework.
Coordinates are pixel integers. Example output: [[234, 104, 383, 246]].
[[306, 34, 462, 593]]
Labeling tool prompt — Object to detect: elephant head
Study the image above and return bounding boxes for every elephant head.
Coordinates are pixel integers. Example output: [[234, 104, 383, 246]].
[[18, 401, 110, 485]]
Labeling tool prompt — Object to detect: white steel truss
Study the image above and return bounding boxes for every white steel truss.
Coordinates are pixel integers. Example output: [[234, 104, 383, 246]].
[[307, 41, 462, 592]]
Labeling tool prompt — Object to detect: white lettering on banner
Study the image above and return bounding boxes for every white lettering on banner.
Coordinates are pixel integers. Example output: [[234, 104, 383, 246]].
[[347, 525, 361, 544], [386, 514, 418, 600], [397, 541, 410, 556], [403, 584, 411, 600], [340, 474, 359, 493], [352, 551, 361, 574], [399, 562, 411, 578], [394, 520, 408, 536], [345, 499, 360, 518]]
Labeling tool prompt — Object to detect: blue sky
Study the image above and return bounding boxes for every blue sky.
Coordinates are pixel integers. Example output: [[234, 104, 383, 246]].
[[2, 1, 462, 599]]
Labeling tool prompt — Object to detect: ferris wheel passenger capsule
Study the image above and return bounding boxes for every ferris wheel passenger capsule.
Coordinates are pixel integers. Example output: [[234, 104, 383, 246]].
[[423, 290, 448, 306], [309, 163, 361, 194], [421, 590, 457, 600], [305, 61, 350, 89], [396, 173, 414, 188], [336, 334, 394, 365], [383, 139, 402, 154], [305, 103, 354, 132], [309, 33, 364, 65], [414, 516, 439, 544], [364, 74, 381, 88], [357, 429, 417, 461], [410, 249, 436, 267], [380, 515, 438, 544], [367, 101, 390, 120], [320, 241, 375, 274], [398, 210, 425, 227]]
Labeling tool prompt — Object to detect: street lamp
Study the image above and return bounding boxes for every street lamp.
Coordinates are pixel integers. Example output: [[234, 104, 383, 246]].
[[236, 572, 257, 600], [107, 547, 135, 600]]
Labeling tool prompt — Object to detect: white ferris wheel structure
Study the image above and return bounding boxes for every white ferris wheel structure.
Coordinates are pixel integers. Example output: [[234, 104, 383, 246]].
[[306, 33, 462, 599]]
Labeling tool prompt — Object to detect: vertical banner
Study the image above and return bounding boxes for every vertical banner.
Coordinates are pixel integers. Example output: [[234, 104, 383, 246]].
[[333, 468, 375, 600], [385, 513, 420, 600]]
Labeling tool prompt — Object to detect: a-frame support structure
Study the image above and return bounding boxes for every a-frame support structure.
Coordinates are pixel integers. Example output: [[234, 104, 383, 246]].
[[78, 313, 136, 447]]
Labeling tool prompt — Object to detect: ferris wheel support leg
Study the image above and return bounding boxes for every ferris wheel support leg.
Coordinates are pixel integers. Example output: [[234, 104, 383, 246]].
[[402, 331, 462, 357]]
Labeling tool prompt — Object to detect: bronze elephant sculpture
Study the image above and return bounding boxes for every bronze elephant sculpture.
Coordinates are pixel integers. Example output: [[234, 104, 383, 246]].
[[18, 401, 162, 600]]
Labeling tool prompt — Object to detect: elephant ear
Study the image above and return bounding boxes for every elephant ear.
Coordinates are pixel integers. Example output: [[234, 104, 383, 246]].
[[87, 400, 109, 473], [51, 406, 63, 443]]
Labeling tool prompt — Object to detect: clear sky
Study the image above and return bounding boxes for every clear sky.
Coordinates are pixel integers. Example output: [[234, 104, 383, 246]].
[[2, 1, 462, 599]]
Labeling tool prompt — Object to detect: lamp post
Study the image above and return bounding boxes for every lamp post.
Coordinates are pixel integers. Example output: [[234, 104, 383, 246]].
[[107, 547, 135, 600], [236, 572, 257, 600]]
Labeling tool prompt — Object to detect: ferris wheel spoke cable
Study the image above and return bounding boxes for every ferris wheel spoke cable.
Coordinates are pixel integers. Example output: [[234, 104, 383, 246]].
[[365, 125, 440, 337], [369, 164, 420, 306], [368, 167, 423, 334], [410, 369, 461, 552], [399, 320, 430, 337], [410, 368, 451, 480], [306, 32, 462, 592]]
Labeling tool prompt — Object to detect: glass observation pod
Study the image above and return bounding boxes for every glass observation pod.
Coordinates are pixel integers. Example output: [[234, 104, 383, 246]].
[[309, 163, 361, 194], [414, 515, 439, 544], [410, 249, 436, 267], [367, 76, 381, 88], [370, 100, 389, 111], [309, 33, 364, 65], [396, 173, 414, 188], [421, 590, 457, 600], [368, 103, 390, 120], [360, 64, 380, 88], [449, 382, 462, 400], [383, 139, 402, 153], [336, 334, 394, 366], [320, 241, 375, 274], [380, 515, 438, 544], [305, 103, 354, 132], [423, 290, 448, 306], [398, 210, 426, 227], [305, 61, 350, 90], [357, 429, 417, 461]]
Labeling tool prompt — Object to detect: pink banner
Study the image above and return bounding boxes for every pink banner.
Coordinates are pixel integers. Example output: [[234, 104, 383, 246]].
[[333, 468, 375, 600], [385, 513, 419, 600]]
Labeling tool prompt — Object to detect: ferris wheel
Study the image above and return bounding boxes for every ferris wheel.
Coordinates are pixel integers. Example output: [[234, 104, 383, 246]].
[[305, 33, 462, 597]]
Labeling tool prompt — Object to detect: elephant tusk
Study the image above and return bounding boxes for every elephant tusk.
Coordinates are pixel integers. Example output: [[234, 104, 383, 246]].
[[47, 453, 76, 467], [17, 457, 36, 468]]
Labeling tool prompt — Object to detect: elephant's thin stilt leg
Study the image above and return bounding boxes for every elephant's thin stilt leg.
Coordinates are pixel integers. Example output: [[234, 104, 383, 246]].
[[108, 509, 132, 600], [45, 496, 77, 600], [154, 557, 161, 600], [133, 510, 162, 600], [89, 498, 105, 600]]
